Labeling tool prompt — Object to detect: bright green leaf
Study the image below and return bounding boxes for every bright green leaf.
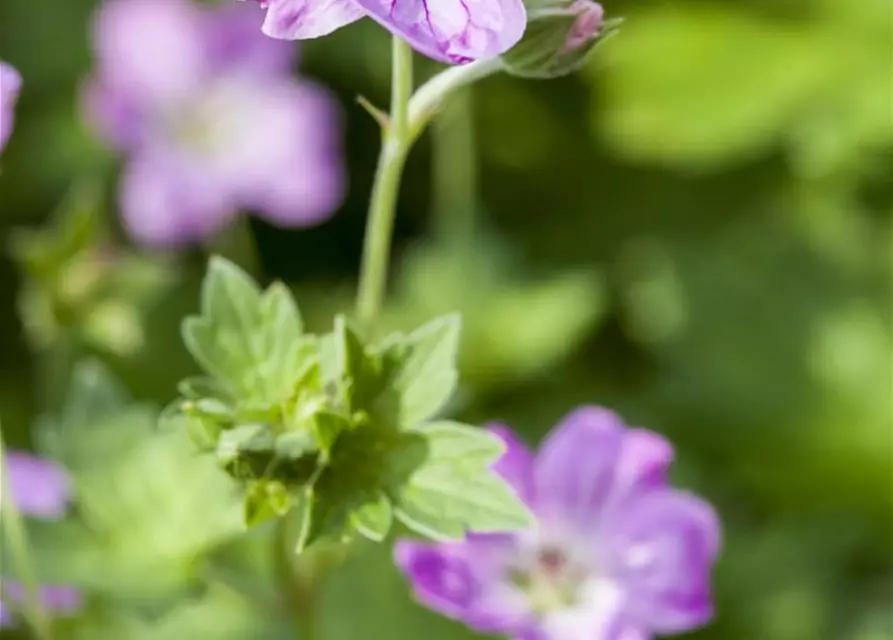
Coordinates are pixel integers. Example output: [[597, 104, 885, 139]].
[[392, 422, 532, 540], [215, 424, 275, 468], [382, 314, 461, 427], [182, 257, 312, 406], [244, 479, 294, 527], [350, 491, 393, 542]]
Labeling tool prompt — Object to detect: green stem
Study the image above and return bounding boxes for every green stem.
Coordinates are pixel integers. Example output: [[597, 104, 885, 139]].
[[0, 429, 54, 640], [356, 46, 504, 325], [432, 87, 478, 244], [356, 37, 414, 325]]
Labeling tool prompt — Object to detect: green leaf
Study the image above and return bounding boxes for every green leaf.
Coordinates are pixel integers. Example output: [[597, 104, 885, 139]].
[[382, 315, 461, 427], [350, 491, 393, 542], [334, 314, 461, 429], [294, 430, 420, 551], [244, 479, 294, 527], [216, 424, 274, 463], [182, 257, 311, 405], [392, 422, 533, 540], [37, 360, 152, 470], [334, 315, 382, 414]]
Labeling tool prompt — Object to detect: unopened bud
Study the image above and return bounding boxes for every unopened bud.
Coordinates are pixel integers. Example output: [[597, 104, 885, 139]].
[[501, 0, 619, 79]]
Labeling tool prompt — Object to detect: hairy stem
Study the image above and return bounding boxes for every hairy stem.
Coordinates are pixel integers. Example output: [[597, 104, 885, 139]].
[[356, 36, 414, 325], [356, 46, 504, 325]]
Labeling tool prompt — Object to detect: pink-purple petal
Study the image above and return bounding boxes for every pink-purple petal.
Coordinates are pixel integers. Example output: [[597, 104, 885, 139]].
[[606, 490, 720, 634], [486, 423, 535, 505], [0, 61, 22, 154], [208, 2, 297, 74], [611, 428, 674, 500], [81, 78, 146, 150], [0, 583, 82, 627], [120, 148, 234, 246], [3, 451, 71, 519], [219, 81, 345, 226], [533, 406, 624, 525], [93, 0, 208, 108], [260, 0, 365, 40], [394, 540, 482, 619], [355, 0, 527, 63]]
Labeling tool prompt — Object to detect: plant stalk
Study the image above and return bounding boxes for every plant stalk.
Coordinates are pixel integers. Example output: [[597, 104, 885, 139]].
[[356, 46, 503, 325]]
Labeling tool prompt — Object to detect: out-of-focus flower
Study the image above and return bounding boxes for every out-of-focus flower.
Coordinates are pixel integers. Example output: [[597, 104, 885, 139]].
[[0, 585, 82, 628], [395, 406, 721, 639], [0, 62, 22, 155], [0, 451, 80, 627], [245, 0, 526, 64], [1, 450, 71, 518], [84, 0, 344, 247]]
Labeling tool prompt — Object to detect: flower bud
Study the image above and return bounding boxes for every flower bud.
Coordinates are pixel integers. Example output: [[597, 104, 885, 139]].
[[500, 0, 620, 79]]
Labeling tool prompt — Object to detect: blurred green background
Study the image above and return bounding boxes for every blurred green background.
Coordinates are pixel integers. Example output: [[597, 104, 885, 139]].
[[0, 0, 891, 638]]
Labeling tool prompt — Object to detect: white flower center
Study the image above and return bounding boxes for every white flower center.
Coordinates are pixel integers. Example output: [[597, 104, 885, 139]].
[[506, 532, 626, 638], [510, 546, 589, 615]]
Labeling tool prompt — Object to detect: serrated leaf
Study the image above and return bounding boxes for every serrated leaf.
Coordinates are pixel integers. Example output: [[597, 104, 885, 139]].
[[310, 410, 351, 459], [392, 422, 533, 540], [182, 257, 312, 406], [333, 314, 461, 430], [350, 491, 393, 542], [383, 315, 460, 427], [334, 315, 382, 413], [244, 479, 293, 527], [275, 430, 318, 459], [216, 424, 275, 468]]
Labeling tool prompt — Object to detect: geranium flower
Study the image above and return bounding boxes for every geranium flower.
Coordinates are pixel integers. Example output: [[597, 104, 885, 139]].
[[0, 451, 81, 627], [395, 406, 721, 639], [245, 0, 527, 64], [85, 0, 345, 247]]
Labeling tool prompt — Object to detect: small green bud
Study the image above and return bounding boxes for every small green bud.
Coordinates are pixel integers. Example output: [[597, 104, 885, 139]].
[[501, 0, 619, 79]]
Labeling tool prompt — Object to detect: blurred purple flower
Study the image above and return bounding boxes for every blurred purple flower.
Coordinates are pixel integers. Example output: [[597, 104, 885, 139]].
[[245, 0, 526, 64], [0, 62, 22, 155], [2, 450, 71, 518], [0, 585, 82, 628], [85, 0, 345, 247], [0, 451, 79, 628], [395, 406, 721, 640]]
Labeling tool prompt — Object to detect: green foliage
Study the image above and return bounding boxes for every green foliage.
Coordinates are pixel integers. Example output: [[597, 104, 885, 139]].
[[16, 361, 243, 611], [384, 237, 606, 392], [594, 0, 892, 173], [9, 184, 173, 356], [170, 258, 532, 551]]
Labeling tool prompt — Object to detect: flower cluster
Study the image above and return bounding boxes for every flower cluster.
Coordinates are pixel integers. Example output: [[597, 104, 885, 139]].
[[84, 0, 345, 247], [396, 407, 721, 639], [0, 62, 21, 155], [0, 452, 80, 627]]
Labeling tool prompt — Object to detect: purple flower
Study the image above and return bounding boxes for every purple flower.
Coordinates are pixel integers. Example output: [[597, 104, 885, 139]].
[[85, 0, 345, 247], [246, 0, 527, 64], [395, 406, 721, 639], [0, 585, 82, 628], [2, 450, 71, 518], [0, 451, 79, 628], [0, 62, 22, 155]]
